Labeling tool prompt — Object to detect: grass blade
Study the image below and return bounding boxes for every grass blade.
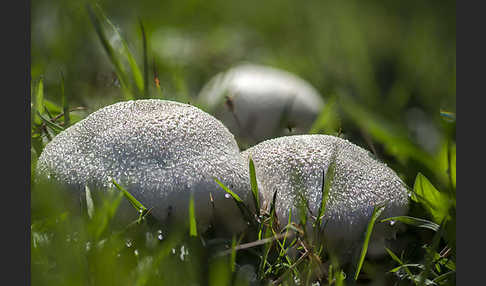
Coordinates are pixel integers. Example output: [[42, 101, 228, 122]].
[[354, 204, 386, 280], [102, 10, 145, 96], [189, 192, 197, 237], [389, 264, 425, 273], [384, 247, 404, 265], [432, 270, 455, 283], [448, 140, 456, 191], [249, 157, 260, 216], [86, 4, 133, 100], [140, 19, 149, 99], [214, 177, 256, 229], [111, 179, 147, 212], [296, 191, 309, 229], [36, 111, 64, 133], [381, 216, 439, 232], [214, 177, 243, 203], [95, 4, 145, 96], [385, 247, 415, 281], [230, 235, 237, 272], [314, 144, 337, 229], [85, 185, 95, 219], [60, 72, 70, 127], [34, 78, 44, 125], [309, 96, 340, 135]]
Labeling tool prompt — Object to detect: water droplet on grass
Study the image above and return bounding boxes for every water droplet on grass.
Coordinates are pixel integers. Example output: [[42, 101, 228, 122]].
[[179, 245, 189, 261]]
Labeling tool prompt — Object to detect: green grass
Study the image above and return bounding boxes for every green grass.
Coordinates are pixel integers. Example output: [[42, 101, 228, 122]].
[[31, 1, 455, 285]]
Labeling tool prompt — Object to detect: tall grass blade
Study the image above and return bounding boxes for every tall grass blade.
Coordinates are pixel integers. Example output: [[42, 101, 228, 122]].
[[85, 185, 95, 219], [249, 157, 260, 216], [314, 144, 337, 229], [189, 192, 198, 237], [448, 141, 456, 191], [354, 204, 385, 280], [296, 191, 308, 229], [310, 96, 340, 135], [34, 78, 44, 125], [140, 19, 149, 99], [230, 235, 237, 272], [269, 190, 278, 219], [95, 5, 145, 96], [86, 4, 133, 100], [60, 72, 70, 127]]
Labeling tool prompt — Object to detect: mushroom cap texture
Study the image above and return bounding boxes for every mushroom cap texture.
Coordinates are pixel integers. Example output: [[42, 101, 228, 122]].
[[37, 99, 253, 232], [241, 135, 409, 258], [198, 64, 325, 144]]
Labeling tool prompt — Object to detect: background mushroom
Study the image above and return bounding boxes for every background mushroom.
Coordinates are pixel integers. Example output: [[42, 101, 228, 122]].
[[36, 99, 254, 234], [198, 63, 325, 146], [241, 134, 410, 262]]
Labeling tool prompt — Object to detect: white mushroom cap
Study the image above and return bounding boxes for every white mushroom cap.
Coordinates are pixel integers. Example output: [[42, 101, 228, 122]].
[[198, 64, 325, 145], [241, 135, 409, 260], [37, 99, 253, 233]]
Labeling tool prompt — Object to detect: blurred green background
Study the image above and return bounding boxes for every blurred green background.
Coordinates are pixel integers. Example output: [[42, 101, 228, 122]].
[[31, 0, 456, 285], [31, 0, 455, 111]]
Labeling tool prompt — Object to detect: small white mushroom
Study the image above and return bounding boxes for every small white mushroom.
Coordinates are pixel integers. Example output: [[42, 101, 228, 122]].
[[198, 64, 325, 145], [241, 134, 409, 261], [36, 99, 253, 233]]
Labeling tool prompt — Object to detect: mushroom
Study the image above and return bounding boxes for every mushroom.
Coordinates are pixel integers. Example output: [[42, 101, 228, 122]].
[[198, 64, 325, 145], [36, 99, 253, 233], [241, 134, 409, 261]]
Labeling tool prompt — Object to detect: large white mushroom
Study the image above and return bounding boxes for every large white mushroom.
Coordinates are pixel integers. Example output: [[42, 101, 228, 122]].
[[241, 134, 409, 261], [198, 64, 325, 145], [36, 99, 253, 233]]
